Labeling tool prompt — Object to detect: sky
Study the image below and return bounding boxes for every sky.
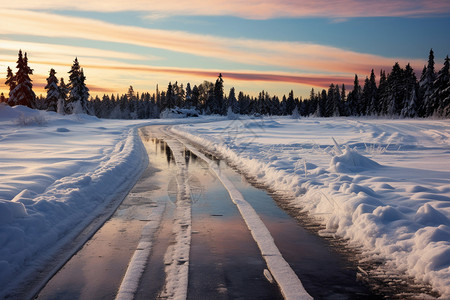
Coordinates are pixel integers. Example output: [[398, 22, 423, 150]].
[[1, 0, 450, 99]]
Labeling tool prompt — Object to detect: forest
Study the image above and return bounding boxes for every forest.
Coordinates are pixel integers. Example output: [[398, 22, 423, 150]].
[[2, 49, 449, 119]]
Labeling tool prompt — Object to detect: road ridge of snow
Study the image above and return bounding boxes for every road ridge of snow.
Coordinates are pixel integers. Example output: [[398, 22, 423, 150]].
[[172, 118, 450, 298], [1, 126, 149, 299], [160, 138, 192, 300], [115, 203, 165, 300], [177, 139, 313, 300]]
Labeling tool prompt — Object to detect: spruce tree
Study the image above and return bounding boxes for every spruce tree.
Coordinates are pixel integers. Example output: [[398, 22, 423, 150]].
[[378, 70, 388, 115], [164, 82, 173, 110], [67, 58, 89, 114], [349, 74, 362, 115], [5, 66, 16, 104], [57, 77, 68, 114], [45, 68, 59, 112], [401, 64, 418, 118], [191, 85, 199, 109], [212, 73, 224, 114], [228, 87, 239, 113], [286, 90, 295, 115], [386, 62, 404, 116], [431, 55, 450, 117], [185, 83, 192, 107], [8, 50, 35, 108], [419, 49, 436, 117]]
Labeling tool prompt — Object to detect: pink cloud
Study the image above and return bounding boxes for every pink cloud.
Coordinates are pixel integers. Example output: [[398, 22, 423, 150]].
[[1, 1, 449, 18], [2, 9, 424, 77]]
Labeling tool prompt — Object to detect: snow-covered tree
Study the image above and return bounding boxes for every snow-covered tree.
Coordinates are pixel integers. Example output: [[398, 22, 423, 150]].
[[185, 82, 192, 107], [348, 74, 362, 116], [45, 68, 59, 112], [431, 55, 450, 117], [5, 66, 16, 103], [228, 87, 239, 114], [191, 85, 199, 109], [57, 78, 68, 114], [67, 58, 90, 114], [362, 69, 377, 115], [8, 50, 35, 108], [385, 62, 405, 117], [400, 63, 418, 118], [377, 70, 388, 115], [419, 49, 436, 117], [212, 73, 224, 114]]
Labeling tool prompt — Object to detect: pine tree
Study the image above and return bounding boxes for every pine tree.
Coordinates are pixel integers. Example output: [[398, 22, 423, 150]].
[[164, 82, 173, 110], [334, 84, 341, 117], [340, 84, 348, 116], [431, 55, 450, 117], [286, 90, 295, 115], [185, 83, 192, 107], [419, 49, 436, 117], [325, 83, 335, 117], [191, 85, 199, 109], [401, 63, 418, 118], [58, 78, 68, 114], [67, 58, 89, 114], [5, 66, 16, 103], [127, 85, 135, 101], [228, 87, 239, 114], [367, 69, 378, 115], [378, 70, 387, 115], [8, 50, 35, 108], [45, 68, 59, 112], [348, 74, 361, 116], [385, 62, 404, 116], [212, 73, 224, 114]]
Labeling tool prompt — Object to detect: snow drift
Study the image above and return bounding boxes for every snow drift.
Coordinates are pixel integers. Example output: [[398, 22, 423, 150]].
[[0, 104, 149, 297], [173, 117, 450, 298]]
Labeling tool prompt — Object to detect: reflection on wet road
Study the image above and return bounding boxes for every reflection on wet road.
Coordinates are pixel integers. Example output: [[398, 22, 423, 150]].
[[37, 125, 378, 299]]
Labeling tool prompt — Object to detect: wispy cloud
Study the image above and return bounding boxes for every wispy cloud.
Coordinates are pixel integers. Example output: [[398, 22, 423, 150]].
[[1, 0, 449, 19], [81, 63, 354, 87], [1, 9, 423, 76], [0, 40, 153, 61]]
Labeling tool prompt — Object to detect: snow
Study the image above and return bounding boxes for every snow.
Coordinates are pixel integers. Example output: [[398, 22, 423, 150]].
[[159, 138, 192, 300], [116, 204, 165, 300], [2, 102, 449, 298], [172, 116, 450, 298], [0, 104, 213, 298]]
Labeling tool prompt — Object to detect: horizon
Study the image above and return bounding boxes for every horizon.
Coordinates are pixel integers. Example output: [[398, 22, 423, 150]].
[[1, 1, 449, 99]]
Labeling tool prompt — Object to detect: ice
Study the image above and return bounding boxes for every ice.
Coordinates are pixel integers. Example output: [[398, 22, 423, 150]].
[[181, 142, 313, 300]]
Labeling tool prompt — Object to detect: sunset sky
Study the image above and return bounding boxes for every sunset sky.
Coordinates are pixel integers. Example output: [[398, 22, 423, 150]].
[[1, 1, 450, 98]]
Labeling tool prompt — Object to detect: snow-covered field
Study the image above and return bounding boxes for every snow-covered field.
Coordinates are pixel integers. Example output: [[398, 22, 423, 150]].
[[172, 116, 450, 298], [1, 103, 449, 298], [0, 104, 153, 297]]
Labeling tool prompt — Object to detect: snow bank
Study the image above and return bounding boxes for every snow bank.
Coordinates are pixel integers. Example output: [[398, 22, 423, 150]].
[[330, 147, 381, 173], [0, 105, 152, 297], [173, 117, 450, 298]]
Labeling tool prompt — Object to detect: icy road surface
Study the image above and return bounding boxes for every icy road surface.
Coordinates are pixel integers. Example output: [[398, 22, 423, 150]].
[[37, 126, 382, 299]]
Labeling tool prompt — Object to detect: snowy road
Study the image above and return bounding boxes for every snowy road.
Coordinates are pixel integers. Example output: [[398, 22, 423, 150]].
[[35, 125, 382, 300]]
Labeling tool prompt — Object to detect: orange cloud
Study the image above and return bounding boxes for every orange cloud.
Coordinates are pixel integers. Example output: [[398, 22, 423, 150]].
[[1, 9, 423, 76], [1, 1, 449, 19]]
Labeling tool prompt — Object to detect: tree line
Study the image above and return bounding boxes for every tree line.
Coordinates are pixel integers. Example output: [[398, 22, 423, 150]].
[[1, 49, 449, 118]]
